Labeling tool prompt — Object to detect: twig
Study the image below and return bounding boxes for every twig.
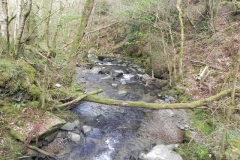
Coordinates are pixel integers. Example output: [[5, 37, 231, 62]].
[[27, 145, 57, 160], [62, 21, 119, 49]]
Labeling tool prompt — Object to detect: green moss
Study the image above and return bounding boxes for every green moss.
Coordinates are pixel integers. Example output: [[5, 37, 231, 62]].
[[193, 120, 213, 135], [10, 130, 24, 142], [21, 64, 36, 84], [176, 143, 212, 160], [196, 145, 210, 159], [161, 88, 192, 102], [0, 133, 25, 159], [183, 130, 193, 142], [28, 101, 40, 108], [28, 85, 41, 100], [0, 72, 10, 86], [49, 88, 69, 100], [189, 110, 214, 135], [70, 82, 83, 92]]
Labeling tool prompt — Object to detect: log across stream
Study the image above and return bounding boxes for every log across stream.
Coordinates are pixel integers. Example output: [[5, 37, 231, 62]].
[[45, 57, 222, 160]]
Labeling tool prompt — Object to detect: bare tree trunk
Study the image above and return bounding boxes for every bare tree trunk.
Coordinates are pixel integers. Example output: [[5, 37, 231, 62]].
[[220, 43, 240, 158], [64, 0, 95, 84], [0, 0, 9, 52], [176, 0, 184, 79], [169, 26, 177, 84], [42, 0, 53, 108], [14, 0, 32, 59], [205, 0, 220, 32], [14, 0, 22, 41]]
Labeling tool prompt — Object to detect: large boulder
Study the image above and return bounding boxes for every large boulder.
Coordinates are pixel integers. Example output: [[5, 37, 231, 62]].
[[139, 144, 182, 160]]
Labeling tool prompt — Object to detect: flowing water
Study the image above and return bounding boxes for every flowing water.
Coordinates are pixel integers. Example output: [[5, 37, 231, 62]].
[[46, 56, 188, 160]]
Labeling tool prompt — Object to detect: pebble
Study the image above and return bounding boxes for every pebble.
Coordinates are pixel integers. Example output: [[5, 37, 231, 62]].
[[61, 122, 75, 131], [82, 125, 92, 134], [67, 132, 81, 142]]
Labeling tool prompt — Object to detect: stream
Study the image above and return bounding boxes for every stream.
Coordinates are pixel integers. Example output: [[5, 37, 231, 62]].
[[42, 55, 189, 160]]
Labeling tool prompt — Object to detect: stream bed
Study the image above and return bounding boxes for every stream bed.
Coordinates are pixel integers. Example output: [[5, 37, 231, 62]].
[[42, 56, 189, 160]]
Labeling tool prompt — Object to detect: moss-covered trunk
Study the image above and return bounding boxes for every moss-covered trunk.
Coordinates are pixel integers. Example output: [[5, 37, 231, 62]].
[[83, 89, 232, 109], [64, 0, 95, 84]]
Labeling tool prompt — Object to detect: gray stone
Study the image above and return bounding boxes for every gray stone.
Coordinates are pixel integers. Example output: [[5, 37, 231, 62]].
[[90, 67, 102, 74], [139, 144, 182, 160], [112, 70, 124, 78], [44, 131, 59, 143], [82, 125, 92, 134], [118, 90, 127, 95], [67, 132, 81, 142], [61, 122, 75, 131], [111, 83, 118, 87], [73, 120, 80, 126], [101, 75, 112, 80]]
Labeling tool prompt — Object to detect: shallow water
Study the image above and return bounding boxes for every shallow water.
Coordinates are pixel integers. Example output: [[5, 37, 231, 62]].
[[53, 58, 187, 160]]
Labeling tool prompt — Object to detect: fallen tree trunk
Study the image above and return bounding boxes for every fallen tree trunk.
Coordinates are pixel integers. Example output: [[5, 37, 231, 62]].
[[83, 89, 232, 109], [57, 89, 103, 109]]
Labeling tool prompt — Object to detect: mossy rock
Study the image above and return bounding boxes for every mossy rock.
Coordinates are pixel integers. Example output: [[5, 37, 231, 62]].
[[0, 59, 41, 102], [9, 111, 66, 142], [28, 85, 41, 100], [21, 64, 36, 84], [55, 110, 81, 122], [0, 72, 10, 86]]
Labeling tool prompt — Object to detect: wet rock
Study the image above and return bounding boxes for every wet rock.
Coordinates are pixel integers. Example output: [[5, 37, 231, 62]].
[[74, 120, 80, 126], [112, 70, 124, 78], [67, 132, 81, 142], [154, 99, 166, 104], [101, 75, 112, 80], [41, 137, 66, 154], [164, 95, 177, 103], [118, 90, 127, 95], [44, 131, 59, 143], [136, 68, 145, 74], [90, 67, 102, 74], [88, 53, 98, 63], [136, 74, 152, 81], [111, 83, 118, 87], [82, 125, 92, 134], [61, 122, 76, 131], [56, 131, 67, 139], [98, 67, 111, 74], [139, 144, 182, 160]]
